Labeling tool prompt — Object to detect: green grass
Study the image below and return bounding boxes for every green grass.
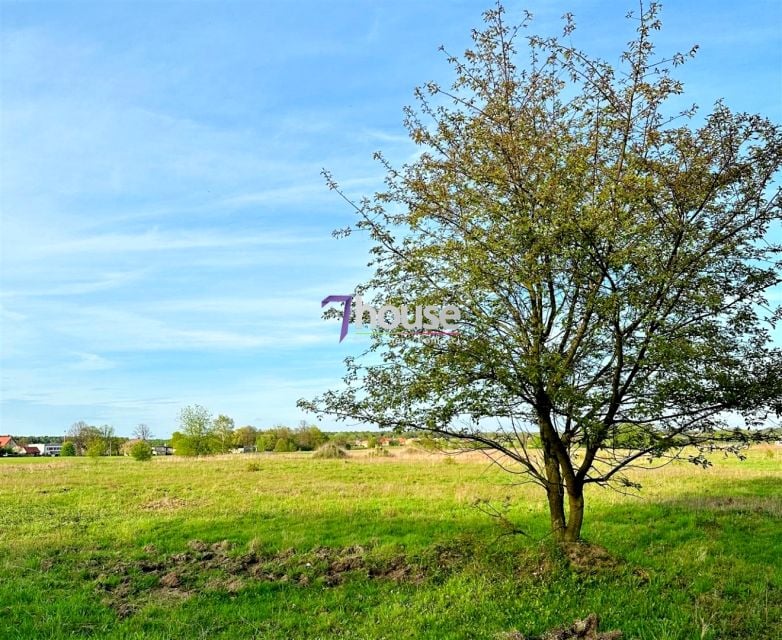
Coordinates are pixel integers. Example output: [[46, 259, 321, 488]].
[[1, 447, 780, 639]]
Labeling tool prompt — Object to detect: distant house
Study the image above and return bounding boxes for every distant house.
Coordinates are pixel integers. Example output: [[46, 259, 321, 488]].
[[0, 435, 23, 454], [22, 446, 40, 456], [152, 445, 174, 456], [121, 439, 143, 456], [231, 446, 256, 454], [28, 443, 62, 456]]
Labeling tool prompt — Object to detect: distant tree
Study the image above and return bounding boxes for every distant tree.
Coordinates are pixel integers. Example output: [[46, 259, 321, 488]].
[[257, 426, 296, 452], [171, 431, 193, 456], [233, 425, 258, 449], [130, 440, 153, 461], [86, 439, 105, 457], [273, 437, 296, 453], [177, 405, 215, 456], [100, 425, 116, 456], [68, 421, 102, 453], [60, 441, 76, 457], [301, 3, 782, 543], [133, 423, 153, 441], [213, 414, 235, 453], [294, 423, 328, 451], [256, 431, 275, 452], [366, 435, 379, 449], [611, 424, 654, 449], [329, 434, 353, 450]]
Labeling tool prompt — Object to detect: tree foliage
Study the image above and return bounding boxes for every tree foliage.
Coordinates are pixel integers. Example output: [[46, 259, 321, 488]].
[[273, 437, 296, 453], [68, 421, 102, 454], [256, 424, 328, 452], [294, 422, 329, 451], [130, 440, 153, 461], [60, 441, 76, 457], [301, 3, 782, 542], [234, 425, 258, 448], [176, 405, 215, 456], [213, 414, 236, 453], [100, 424, 116, 456], [86, 439, 105, 458], [133, 423, 153, 441]]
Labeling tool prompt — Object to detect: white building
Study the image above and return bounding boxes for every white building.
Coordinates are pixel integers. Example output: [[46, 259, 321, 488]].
[[29, 443, 62, 456]]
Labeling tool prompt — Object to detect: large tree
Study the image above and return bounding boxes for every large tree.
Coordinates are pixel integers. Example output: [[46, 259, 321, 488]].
[[301, 3, 782, 542], [133, 423, 153, 441], [233, 425, 258, 449], [67, 420, 102, 455], [177, 405, 215, 456], [100, 424, 116, 456], [212, 414, 236, 453]]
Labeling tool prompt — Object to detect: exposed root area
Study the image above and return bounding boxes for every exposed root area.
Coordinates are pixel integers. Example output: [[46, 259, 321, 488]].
[[501, 614, 622, 640]]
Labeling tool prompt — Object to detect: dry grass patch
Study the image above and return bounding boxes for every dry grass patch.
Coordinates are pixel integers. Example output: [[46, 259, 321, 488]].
[[140, 496, 189, 512]]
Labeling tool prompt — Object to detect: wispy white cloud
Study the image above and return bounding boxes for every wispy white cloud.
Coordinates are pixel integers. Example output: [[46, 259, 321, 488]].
[[0, 271, 146, 298], [25, 229, 322, 257], [69, 352, 115, 371]]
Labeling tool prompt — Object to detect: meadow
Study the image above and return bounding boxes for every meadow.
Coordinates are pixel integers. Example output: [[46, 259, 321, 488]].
[[0, 446, 780, 639]]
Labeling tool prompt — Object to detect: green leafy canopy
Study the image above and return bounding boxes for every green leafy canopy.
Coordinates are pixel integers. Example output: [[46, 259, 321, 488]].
[[300, 3, 781, 539]]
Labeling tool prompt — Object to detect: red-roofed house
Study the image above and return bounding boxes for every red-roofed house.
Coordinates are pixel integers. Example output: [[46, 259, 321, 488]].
[[0, 435, 23, 454]]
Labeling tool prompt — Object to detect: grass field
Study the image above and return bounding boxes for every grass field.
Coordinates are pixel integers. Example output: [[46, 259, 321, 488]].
[[1, 446, 780, 639]]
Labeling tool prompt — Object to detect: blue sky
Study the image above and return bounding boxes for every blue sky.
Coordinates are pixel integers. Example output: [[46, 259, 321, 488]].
[[1, 1, 780, 437]]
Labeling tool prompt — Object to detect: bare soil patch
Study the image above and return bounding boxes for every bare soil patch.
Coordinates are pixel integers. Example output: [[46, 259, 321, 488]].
[[501, 614, 622, 640], [93, 538, 471, 616], [140, 496, 189, 512]]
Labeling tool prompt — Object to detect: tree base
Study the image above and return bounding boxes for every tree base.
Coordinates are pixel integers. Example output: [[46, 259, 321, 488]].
[[502, 614, 622, 640]]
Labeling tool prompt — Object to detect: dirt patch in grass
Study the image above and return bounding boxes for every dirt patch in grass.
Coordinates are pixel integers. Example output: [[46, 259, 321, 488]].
[[94, 539, 635, 619], [93, 539, 471, 617], [500, 613, 622, 640], [562, 542, 623, 575], [140, 496, 189, 512]]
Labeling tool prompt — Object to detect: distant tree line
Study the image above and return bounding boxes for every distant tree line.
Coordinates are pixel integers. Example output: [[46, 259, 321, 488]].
[[170, 405, 330, 456], [14, 410, 771, 459]]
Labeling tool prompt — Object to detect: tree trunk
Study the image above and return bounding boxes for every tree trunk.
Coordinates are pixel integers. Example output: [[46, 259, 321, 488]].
[[547, 482, 585, 543], [563, 486, 584, 543], [546, 482, 567, 538], [543, 451, 585, 543], [537, 399, 585, 543]]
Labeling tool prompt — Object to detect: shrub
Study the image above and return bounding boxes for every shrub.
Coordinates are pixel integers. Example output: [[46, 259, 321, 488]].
[[273, 438, 296, 453], [86, 440, 105, 457], [130, 441, 153, 461], [60, 441, 76, 456], [416, 436, 441, 452], [368, 447, 392, 458], [312, 442, 348, 459]]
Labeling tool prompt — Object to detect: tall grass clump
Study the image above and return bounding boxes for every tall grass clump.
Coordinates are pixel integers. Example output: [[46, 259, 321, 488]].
[[312, 442, 348, 459]]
